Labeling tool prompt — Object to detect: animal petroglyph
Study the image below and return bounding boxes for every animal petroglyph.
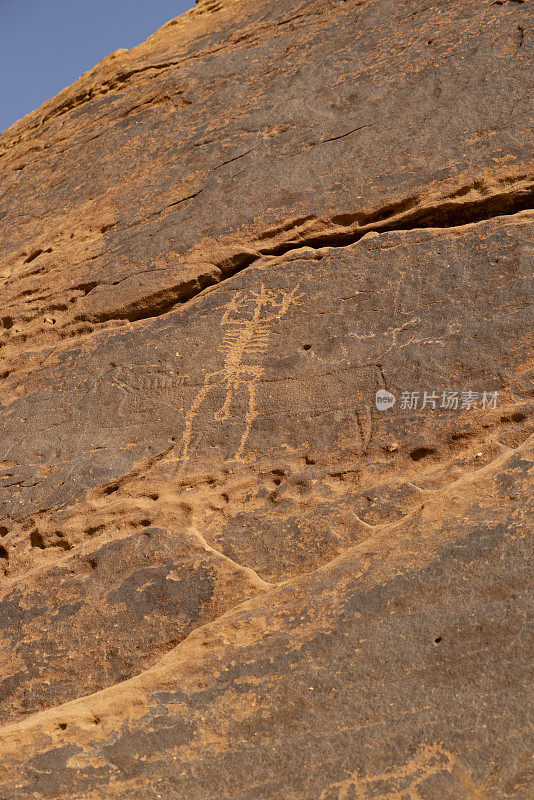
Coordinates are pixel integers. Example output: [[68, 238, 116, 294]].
[[179, 284, 303, 465], [319, 742, 490, 800], [109, 365, 185, 394]]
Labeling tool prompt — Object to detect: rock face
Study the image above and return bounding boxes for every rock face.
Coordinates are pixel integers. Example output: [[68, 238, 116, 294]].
[[0, 0, 532, 797]]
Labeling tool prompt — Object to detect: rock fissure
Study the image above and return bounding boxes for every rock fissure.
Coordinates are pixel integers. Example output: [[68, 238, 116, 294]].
[[77, 177, 534, 325]]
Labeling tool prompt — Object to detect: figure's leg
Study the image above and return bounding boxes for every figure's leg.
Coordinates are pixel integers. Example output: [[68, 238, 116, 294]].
[[233, 370, 261, 462], [214, 378, 236, 421]]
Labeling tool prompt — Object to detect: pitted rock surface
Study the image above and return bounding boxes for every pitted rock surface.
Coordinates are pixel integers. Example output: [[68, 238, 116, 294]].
[[0, 0, 532, 797]]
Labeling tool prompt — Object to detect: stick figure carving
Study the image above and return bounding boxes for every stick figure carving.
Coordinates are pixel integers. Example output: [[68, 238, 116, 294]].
[[179, 283, 303, 465]]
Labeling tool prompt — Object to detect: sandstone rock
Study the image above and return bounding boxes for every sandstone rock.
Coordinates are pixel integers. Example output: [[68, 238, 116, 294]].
[[0, 0, 532, 797]]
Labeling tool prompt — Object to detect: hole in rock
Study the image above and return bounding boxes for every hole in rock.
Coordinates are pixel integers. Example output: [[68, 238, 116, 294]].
[[450, 430, 473, 442], [56, 539, 72, 551], [24, 247, 52, 264], [30, 531, 46, 549], [409, 447, 436, 462], [502, 411, 527, 424], [0, 525, 8, 537], [0, 545, 8, 560], [511, 411, 527, 423], [86, 525, 104, 536]]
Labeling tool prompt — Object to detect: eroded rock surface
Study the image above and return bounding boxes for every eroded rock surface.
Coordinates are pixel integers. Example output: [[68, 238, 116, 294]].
[[0, 0, 532, 797]]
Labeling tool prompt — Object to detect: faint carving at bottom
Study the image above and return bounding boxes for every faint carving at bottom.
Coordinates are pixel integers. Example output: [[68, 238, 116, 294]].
[[320, 742, 489, 800]]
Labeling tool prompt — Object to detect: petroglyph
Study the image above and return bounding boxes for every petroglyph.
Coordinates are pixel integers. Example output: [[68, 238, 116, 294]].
[[180, 284, 303, 465], [108, 364, 188, 394], [319, 742, 490, 800]]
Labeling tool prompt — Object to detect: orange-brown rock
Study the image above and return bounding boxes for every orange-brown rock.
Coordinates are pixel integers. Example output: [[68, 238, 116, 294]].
[[0, 0, 532, 797]]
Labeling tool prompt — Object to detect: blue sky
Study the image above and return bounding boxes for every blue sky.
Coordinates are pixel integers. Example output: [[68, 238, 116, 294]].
[[0, 0, 193, 133]]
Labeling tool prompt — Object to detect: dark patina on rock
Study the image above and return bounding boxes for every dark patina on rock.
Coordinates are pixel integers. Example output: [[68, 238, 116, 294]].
[[0, 0, 532, 796]]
